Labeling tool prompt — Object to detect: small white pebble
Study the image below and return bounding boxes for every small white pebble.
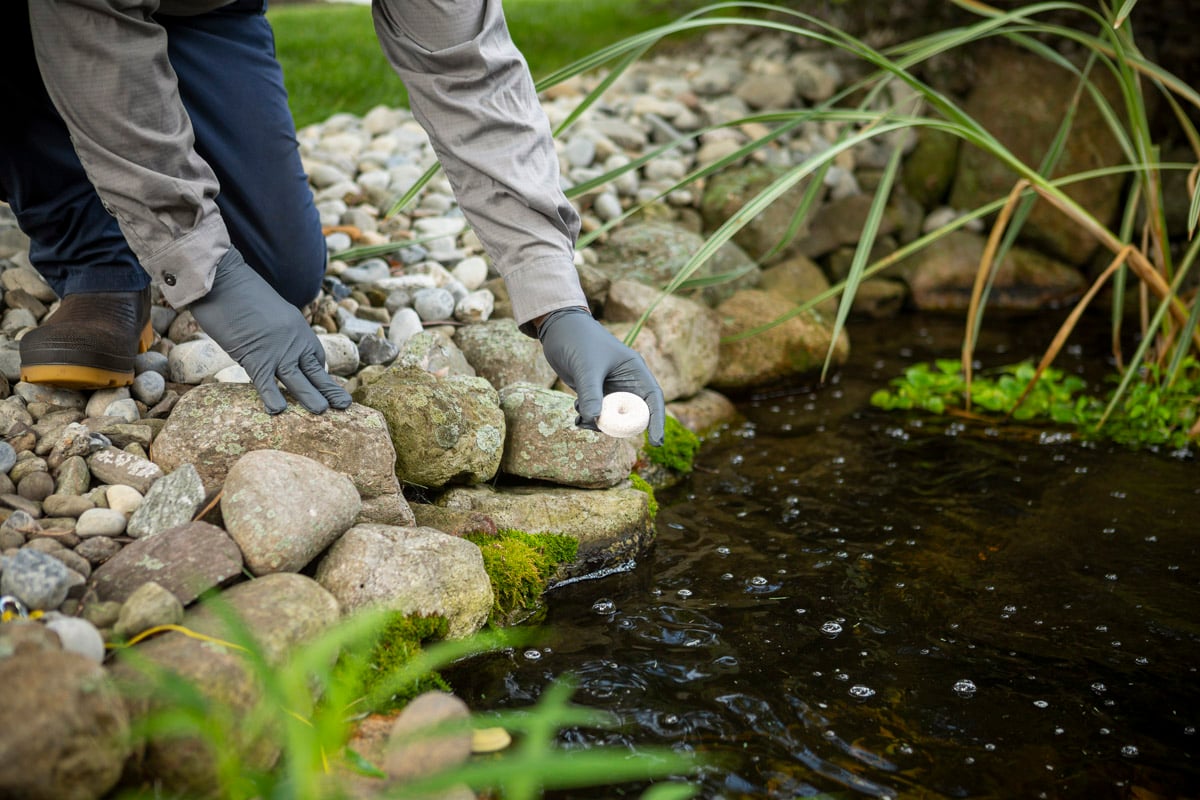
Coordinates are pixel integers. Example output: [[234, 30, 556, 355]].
[[106, 484, 144, 515], [596, 392, 650, 438]]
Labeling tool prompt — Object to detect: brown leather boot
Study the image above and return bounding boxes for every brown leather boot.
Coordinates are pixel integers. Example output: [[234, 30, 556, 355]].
[[19, 288, 154, 389]]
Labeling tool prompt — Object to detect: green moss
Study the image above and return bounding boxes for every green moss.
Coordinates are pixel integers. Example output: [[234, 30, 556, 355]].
[[628, 472, 658, 520], [465, 528, 579, 621], [338, 612, 450, 714], [645, 415, 700, 474]]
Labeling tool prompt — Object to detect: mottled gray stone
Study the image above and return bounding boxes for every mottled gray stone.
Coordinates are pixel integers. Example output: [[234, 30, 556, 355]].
[[89, 521, 243, 605], [126, 463, 206, 539]]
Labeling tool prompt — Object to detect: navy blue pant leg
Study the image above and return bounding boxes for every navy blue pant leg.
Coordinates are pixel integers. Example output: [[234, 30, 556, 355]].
[[0, 1, 324, 308], [162, 2, 327, 308], [0, 2, 148, 298]]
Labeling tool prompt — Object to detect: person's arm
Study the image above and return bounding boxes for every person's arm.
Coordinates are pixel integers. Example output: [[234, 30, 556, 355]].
[[28, 0, 348, 414], [371, 0, 664, 443]]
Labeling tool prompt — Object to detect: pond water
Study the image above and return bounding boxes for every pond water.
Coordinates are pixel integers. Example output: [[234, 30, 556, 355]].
[[447, 314, 1199, 799]]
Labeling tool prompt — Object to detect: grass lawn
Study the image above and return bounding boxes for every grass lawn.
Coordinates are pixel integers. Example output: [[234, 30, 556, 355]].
[[268, 0, 706, 129]]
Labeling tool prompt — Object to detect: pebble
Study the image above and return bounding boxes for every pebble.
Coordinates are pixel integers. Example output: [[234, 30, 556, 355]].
[[75, 508, 128, 538], [413, 287, 456, 322], [131, 371, 166, 406], [42, 613, 106, 663], [0, 548, 72, 610], [105, 485, 144, 515]]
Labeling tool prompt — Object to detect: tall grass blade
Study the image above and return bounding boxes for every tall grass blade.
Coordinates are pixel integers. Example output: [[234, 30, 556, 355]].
[[822, 143, 902, 381]]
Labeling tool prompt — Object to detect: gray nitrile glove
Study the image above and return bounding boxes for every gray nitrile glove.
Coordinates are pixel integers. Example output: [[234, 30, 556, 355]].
[[188, 247, 352, 415], [537, 306, 666, 446]]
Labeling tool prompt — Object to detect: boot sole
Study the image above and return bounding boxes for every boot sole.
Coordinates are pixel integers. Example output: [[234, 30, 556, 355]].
[[19, 322, 155, 390]]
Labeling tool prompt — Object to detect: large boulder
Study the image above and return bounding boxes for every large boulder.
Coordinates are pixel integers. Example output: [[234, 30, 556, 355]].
[[314, 524, 493, 638], [601, 279, 721, 402], [110, 574, 340, 796], [0, 649, 130, 800], [898, 230, 1086, 312], [150, 383, 402, 502], [498, 384, 639, 489], [699, 163, 822, 264], [591, 220, 761, 307], [948, 44, 1127, 265], [710, 289, 850, 391], [353, 365, 505, 489], [89, 521, 244, 605], [432, 484, 655, 579]]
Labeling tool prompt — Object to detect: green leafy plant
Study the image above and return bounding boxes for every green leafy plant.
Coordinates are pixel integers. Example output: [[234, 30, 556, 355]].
[[871, 356, 1200, 450]]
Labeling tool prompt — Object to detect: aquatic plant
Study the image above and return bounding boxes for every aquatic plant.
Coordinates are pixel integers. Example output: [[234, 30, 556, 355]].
[[871, 356, 1200, 451]]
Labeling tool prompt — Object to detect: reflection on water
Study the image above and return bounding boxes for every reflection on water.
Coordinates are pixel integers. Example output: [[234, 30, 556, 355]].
[[447, 316, 1200, 799]]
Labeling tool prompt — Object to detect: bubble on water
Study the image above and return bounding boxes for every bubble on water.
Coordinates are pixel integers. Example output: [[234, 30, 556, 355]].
[[1121, 745, 1139, 758], [617, 618, 636, 630], [1105, 573, 1119, 581], [1099, 728, 1111, 735], [523, 649, 542, 661], [823, 730, 838, 740], [1054, 727, 1065, 735], [820, 621, 843, 637], [650, 588, 662, 596], [1033, 700, 1049, 708], [662, 713, 680, 726], [1184, 726, 1196, 736], [748, 576, 768, 587], [1135, 656, 1149, 665], [1095, 624, 1108, 632], [716, 546, 731, 556], [592, 599, 616, 615], [984, 743, 996, 752], [964, 756, 975, 765], [849, 685, 875, 699], [835, 672, 849, 682], [953, 679, 977, 698], [898, 744, 914, 755], [1144, 535, 1157, 543], [720, 573, 734, 580], [1091, 682, 1106, 694], [676, 588, 693, 599]]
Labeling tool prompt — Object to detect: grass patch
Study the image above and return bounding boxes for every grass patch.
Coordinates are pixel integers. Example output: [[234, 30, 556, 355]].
[[465, 528, 579, 621], [268, 0, 707, 129]]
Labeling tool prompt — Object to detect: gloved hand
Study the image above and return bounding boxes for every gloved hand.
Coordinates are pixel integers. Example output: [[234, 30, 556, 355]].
[[189, 247, 352, 415], [537, 306, 666, 446]]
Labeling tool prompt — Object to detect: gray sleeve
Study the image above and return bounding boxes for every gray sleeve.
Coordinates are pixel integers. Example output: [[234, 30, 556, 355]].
[[28, 0, 230, 308], [371, 0, 587, 326]]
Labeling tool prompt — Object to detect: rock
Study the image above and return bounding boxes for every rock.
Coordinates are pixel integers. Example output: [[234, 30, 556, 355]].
[[899, 230, 1086, 313], [106, 484, 145, 515], [113, 580, 185, 639], [126, 463, 206, 539], [89, 521, 244, 605], [87, 446, 164, 494], [167, 336, 238, 384], [602, 279, 722, 401], [666, 389, 741, 435], [384, 691, 473, 783], [317, 332, 361, 376], [396, 329, 476, 378], [453, 289, 494, 323], [948, 44, 1126, 265], [498, 384, 639, 489], [592, 220, 760, 307], [758, 254, 840, 318], [354, 364, 504, 489], [75, 507, 128, 538], [42, 613, 106, 663], [150, 383, 402, 502], [0, 649, 130, 800], [0, 619, 61, 659], [699, 163, 823, 264], [110, 574, 339, 795], [434, 484, 655, 579], [709, 289, 850, 392], [221, 450, 361, 575], [0, 547, 72, 610], [453, 319, 557, 391], [315, 524, 493, 638]]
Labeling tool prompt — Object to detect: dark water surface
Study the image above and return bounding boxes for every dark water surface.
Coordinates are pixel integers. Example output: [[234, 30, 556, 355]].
[[448, 315, 1200, 799]]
